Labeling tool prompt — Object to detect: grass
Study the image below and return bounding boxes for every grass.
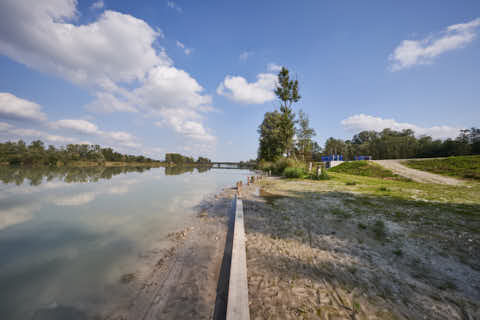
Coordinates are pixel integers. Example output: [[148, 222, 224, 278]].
[[404, 155, 480, 180], [328, 161, 408, 181]]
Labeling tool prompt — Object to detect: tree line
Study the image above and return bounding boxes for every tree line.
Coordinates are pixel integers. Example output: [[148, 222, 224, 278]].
[[322, 127, 480, 160], [258, 67, 479, 162], [0, 140, 160, 166], [165, 153, 212, 164]]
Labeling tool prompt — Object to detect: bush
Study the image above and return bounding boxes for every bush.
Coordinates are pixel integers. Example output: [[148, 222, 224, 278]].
[[259, 157, 306, 176], [273, 158, 298, 174], [283, 166, 305, 178]]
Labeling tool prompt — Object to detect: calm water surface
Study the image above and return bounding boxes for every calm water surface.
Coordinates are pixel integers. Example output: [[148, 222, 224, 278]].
[[0, 166, 252, 319]]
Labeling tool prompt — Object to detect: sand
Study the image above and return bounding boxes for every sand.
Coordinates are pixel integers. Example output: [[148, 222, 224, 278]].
[[98, 187, 237, 320]]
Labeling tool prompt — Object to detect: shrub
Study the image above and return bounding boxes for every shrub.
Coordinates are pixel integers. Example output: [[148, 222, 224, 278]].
[[273, 158, 298, 174], [283, 166, 305, 178]]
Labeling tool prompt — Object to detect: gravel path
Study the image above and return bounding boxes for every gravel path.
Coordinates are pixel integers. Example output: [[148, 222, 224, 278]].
[[373, 159, 463, 185]]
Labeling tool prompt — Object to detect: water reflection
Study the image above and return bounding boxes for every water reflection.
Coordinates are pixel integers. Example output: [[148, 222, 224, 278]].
[[0, 165, 248, 319], [0, 165, 213, 186], [164, 165, 212, 175]]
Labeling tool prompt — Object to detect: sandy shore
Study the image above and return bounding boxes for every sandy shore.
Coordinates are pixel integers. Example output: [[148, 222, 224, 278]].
[[97, 187, 237, 320], [241, 178, 480, 320]]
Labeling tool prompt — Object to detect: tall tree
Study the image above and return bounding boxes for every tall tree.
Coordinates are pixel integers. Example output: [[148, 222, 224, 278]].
[[296, 110, 316, 160], [257, 111, 283, 161], [274, 67, 301, 156]]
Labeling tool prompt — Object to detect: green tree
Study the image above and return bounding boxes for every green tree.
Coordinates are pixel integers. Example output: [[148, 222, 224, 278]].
[[274, 67, 300, 156], [324, 138, 347, 156], [296, 110, 316, 161], [257, 111, 283, 161]]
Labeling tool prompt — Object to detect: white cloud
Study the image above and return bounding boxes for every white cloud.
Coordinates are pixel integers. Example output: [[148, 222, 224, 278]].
[[50, 119, 139, 147], [0, 1, 167, 86], [176, 40, 192, 55], [0, 92, 47, 122], [85, 91, 138, 113], [341, 114, 461, 140], [136, 66, 211, 111], [0, 1, 216, 149], [154, 110, 215, 142], [239, 51, 254, 61], [217, 73, 277, 104], [90, 0, 104, 10], [390, 18, 480, 71], [51, 119, 99, 134], [166, 1, 182, 13], [267, 63, 282, 72]]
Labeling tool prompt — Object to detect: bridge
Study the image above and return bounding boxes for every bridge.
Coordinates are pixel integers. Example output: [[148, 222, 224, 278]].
[[211, 162, 253, 168]]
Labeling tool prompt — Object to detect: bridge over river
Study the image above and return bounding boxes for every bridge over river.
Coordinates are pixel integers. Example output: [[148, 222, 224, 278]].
[[211, 162, 252, 169]]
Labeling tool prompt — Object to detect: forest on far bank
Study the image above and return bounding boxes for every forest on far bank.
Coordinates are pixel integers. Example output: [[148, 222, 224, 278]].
[[0, 140, 160, 166], [0, 140, 214, 167]]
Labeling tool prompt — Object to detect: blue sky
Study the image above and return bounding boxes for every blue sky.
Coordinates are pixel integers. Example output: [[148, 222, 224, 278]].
[[0, 0, 479, 161]]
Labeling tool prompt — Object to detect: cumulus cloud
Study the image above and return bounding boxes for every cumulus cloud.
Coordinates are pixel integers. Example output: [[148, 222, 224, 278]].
[[0, 0, 216, 147], [50, 119, 139, 147], [217, 73, 277, 104], [0, 92, 47, 122], [341, 114, 461, 140], [166, 1, 182, 13], [51, 119, 99, 134], [0, 1, 166, 86], [154, 109, 215, 142], [390, 18, 480, 71]]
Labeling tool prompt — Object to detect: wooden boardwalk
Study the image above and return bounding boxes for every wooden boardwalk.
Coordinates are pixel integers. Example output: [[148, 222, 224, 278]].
[[226, 194, 250, 320]]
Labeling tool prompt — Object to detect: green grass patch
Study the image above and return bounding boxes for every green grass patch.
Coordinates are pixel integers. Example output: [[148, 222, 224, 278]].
[[404, 155, 480, 180], [329, 161, 407, 181]]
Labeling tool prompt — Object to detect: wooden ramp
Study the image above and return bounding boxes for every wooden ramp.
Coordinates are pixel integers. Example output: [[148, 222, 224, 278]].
[[226, 194, 250, 320]]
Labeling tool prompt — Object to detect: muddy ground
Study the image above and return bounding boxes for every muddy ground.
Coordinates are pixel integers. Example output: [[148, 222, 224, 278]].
[[242, 178, 480, 320]]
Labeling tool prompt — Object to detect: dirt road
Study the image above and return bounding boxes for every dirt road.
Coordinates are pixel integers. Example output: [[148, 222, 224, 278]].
[[374, 159, 462, 185]]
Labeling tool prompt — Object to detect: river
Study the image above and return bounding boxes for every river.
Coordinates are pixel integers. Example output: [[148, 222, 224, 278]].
[[0, 165, 252, 319]]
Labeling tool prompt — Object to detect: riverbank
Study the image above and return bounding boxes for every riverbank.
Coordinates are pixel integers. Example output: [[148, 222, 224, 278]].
[[0, 160, 217, 168], [100, 186, 236, 320], [241, 176, 480, 319]]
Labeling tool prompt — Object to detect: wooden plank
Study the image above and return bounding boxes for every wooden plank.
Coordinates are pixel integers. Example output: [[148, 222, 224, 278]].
[[226, 195, 250, 320]]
